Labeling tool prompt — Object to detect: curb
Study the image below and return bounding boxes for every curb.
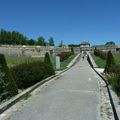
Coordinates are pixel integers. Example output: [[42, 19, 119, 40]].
[[0, 53, 80, 115], [87, 53, 119, 120], [87, 52, 98, 68], [67, 54, 80, 68]]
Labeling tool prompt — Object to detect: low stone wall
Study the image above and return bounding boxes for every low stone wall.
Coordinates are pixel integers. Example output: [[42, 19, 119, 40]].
[[87, 52, 98, 68], [0, 46, 71, 57], [67, 54, 80, 68]]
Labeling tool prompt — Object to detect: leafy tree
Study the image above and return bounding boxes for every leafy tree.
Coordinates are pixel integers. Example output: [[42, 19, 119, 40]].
[[0, 29, 7, 44], [37, 36, 46, 46], [7, 32, 12, 44], [105, 41, 115, 46], [28, 39, 36, 45], [48, 37, 54, 46], [68, 44, 80, 47], [59, 40, 63, 47], [0, 29, 28, 45], [104, 51, 115, 73]]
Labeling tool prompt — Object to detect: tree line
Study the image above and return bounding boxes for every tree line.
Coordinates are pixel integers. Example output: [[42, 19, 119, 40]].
[[0, 29, 54, 46]]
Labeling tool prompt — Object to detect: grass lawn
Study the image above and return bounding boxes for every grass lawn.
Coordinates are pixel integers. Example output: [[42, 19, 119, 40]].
[[50, 54, 76, 70], [5, 56, 44, 68], [91, 54, 106, 68], [5, 54, 76, 70], [60, 55, 76, 70], [91, 52, 120, 68]]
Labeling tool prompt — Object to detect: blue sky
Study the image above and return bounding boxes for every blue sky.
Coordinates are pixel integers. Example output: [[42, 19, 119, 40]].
[[0, 0, 120, 45]]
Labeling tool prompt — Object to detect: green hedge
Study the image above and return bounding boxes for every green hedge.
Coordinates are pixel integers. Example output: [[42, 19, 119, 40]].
[[44, 52, 55, 72], [11, 61, 55, 89], [94, 48, 107, 60], [108, 73, 120, 96], [57, 52, 73, 62]]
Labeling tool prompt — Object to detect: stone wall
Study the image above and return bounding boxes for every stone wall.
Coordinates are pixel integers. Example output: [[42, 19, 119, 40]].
[[0, 45, 71, 57]]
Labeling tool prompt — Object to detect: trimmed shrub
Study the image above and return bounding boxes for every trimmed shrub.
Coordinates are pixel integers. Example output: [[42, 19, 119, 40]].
[[44, 52, 52, 65], [0, 70, 8, 101], [108, 74, 120, 96], [0, 54, 18, 100], [71, 47, 74, 54], [108, 64, 120, 74], [94, 47, 99, 56], [11, 61, 55, 89], [44, 52, 55, 74], [104, 51, 115, 73]]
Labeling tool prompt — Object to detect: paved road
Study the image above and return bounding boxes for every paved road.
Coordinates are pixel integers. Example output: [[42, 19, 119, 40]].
[[8, 57, 100, 120]]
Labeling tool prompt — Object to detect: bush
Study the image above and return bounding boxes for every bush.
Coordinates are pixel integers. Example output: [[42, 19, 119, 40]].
[[107, 64, 120, 74], [94, 48, 107, 60], [11, 61, 55, 89], [44, 52, 52, 65], [94, 47, 99, 56], [0, 70, 8, 101], [71, 47, 74, 54], [57, 52, 72, 62], [0, 54, 18, 100], [108, 74, 120, 96], [44, 52, 55, 74], [99, 51, 107, 60], [104, 51, 115, 73], [106, 64, 120, 96]]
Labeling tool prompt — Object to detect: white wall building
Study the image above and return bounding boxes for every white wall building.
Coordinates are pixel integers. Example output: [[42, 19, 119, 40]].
[[80, 41, 90, 51]]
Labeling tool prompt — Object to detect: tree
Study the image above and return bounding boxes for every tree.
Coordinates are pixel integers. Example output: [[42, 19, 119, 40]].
[[59, 40, 63, 47], [105, 41, 115, 46], [0, 29, 28, 45], [0, 29, 7, 44], [48, 37, 54, 46], [68, 44, 80, 47], [28, 39, 36, 45], [104, 51, 115, 73], [37, 36, 46, 46]]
